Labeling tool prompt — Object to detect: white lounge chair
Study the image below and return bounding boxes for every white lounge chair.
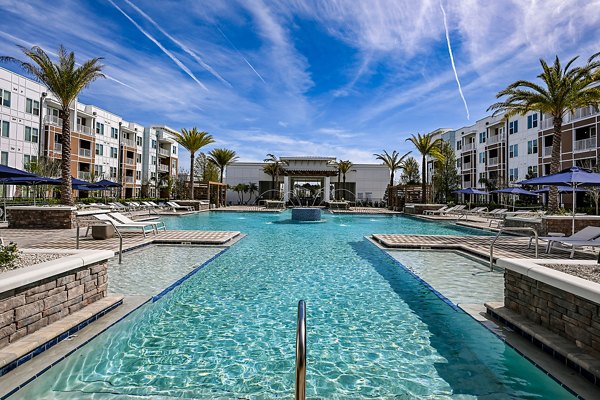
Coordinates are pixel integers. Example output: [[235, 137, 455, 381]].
[[109, 212, 166, 233], [443, 205, 465, 215], [167, 201, 194, 211], [542, 226, 600, 255], [424, 206, 448, 215], [92, 213, 155, 237]]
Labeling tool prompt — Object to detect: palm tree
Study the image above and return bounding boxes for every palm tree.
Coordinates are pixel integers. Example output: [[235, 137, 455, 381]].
[[1, 46, 105, 205], [337, 160, 353, 184], [374, 150, 412, 186], [401, 156, 420, 184], [262, 163, 278, 199], [208, 148, 239, 183], [263, 154, 287, 199], [172, 128, 214, 199], [488, 53, 600, 212], [247, 182, 258, 204], [406, 132, 442, 203]]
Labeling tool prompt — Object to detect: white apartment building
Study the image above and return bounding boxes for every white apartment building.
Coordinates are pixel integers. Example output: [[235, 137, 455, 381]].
[[143, 125, 179, 198], [0, 67, 178, 198]]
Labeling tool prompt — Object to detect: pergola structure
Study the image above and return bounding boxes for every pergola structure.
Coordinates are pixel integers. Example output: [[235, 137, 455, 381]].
[[387, 184, 432, 210], [280, 157, 338, 204], [194, 181, 228, 207]]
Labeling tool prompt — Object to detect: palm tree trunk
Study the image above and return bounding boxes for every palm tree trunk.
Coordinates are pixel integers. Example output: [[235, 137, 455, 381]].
[[548, 117, 563, 213], [60, 109, 73, 206], [220, 167, 224, 183], [189, 152, 195, 200], [421, 155, 427, 204], [271, 176, 275, 199], [389, 169, 394, 187]]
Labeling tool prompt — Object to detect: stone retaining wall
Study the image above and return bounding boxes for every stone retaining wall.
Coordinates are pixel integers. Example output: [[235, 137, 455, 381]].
[[0, 260, 107, 349], [7, 207, 77, 229], [505, 269, 600, 358], [504, 215, 600, 236]]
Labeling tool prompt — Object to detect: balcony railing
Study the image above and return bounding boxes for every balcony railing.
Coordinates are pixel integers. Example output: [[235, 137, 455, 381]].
[[487, 134, 504, 145], [543, 146, 552, 157], [123, 138, 136, 147], [124, 176, 134, 183], [44, 115, 62, 127], [574, 137, 596, 152], [541, 118, 554, 130], [462, 143, 475, 151], [53, 143, 62, 152], [463, 162, 471, 170], [125, 157, 135, 165], [76, 124, 92, 135], [77, 171, 91, 180], [488, 157, 499, 166], [158, 148, 170, 157], [158, 164, 169, 172], [79, 148, 92, 157]]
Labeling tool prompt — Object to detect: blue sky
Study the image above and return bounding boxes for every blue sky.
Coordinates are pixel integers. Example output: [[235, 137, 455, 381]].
[[1, 0, 600, 169]]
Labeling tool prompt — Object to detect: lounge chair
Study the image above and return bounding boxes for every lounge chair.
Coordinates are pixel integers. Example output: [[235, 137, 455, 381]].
[[540, 226, 600, 255], [547, 237, 600, 258], [109, 212, 166, 233], [443, 205, 465, 215], [141, 201, 157, 208], [109, 202, 130, 211], [424, 206, 448, 215], [128, 201, 145, 209], [92, 213, 155, 237], [167, 201, 194, 211]]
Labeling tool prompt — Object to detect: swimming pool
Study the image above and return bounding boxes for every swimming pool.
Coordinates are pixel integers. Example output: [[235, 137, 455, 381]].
[[15, 212, 574, 398]]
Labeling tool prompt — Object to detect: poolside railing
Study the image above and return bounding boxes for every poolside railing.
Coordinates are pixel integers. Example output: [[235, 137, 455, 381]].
[[296, 300, 306, 400], [490, 227, 538, 270]]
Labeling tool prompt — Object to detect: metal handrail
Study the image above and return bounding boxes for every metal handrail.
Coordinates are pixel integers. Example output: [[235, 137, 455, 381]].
[[490, 227, 538, 270], [295, 300, 306, 400]]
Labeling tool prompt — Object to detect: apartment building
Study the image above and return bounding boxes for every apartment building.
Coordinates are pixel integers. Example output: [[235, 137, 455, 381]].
[[0, 67, 178, 198], [143, 125, 179, 198]]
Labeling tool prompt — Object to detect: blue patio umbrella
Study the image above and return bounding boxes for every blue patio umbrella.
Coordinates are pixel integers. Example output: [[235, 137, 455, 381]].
[[532, 186, 589, 193], [453, 188, 488, 210], [518, 167, 600, 234], [0, 165, 37, 179], [491, 187, 538, 211], [0, 175, 60, 213], [94, 179, 121, 188]]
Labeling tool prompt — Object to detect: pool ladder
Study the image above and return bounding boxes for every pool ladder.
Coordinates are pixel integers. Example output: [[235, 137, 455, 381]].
[[296, 300, 306, 400]]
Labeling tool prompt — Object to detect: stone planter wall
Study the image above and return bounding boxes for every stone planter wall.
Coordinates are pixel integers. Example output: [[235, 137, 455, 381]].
[[7, 206, 77, 229], [0, 254, 110, 349], [404, 204, 444, 215], [505, 269, 600, 358]]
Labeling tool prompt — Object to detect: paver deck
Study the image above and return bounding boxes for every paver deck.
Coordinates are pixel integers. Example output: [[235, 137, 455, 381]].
[[330, 207, 401, 215], [372, 234, 597, 261]]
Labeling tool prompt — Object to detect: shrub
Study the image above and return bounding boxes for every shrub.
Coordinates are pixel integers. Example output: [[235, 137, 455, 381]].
[[0, 243, 19, 269]]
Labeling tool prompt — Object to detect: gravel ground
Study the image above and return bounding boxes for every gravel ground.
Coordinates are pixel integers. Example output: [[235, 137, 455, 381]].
[[543, 264, 600, 284], [1, 253, 66, 273]]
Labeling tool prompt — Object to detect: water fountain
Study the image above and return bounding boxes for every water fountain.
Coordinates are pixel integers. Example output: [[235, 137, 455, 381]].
[[291, 207, 322, 222]]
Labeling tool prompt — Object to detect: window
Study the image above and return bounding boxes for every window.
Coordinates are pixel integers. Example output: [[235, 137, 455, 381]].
[[527, 113, 538, 129], [479, 172, 485, 181], [136, 154, 142, 163], [23, 154, 37, 166], [111, 127, 118, 139], [95, 122, 104, 135], [479, 152, 485, 164], [172, 146, 177, 155], [0, 151, 8, 166], [456, 159, 460, 169], [1, 120, 9, 137], [527, 165, 538, 177], [110, 166, 117, 178], [509, 168, 519, 182], [110, 147, 118, 158], [95, 143, 104, 156], [151, 139, 157, 149], [24, 127, 39, 143], [479, 132, 486, 144], [0, 90, 11, 107], [136, 137, 143, 147], [172, 160, 177, 169], [151, 156, 156, 165], [95, 165, 103, 177], [509, 144, 518, 158], [509, 120, 518, 134], [136, 171, 141, 180], [25, 98, 40, 115], [527, 139, 538, 155], [456, 141, 462, 150]]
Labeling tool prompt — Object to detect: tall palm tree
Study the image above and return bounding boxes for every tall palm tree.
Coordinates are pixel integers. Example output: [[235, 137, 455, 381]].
[[488, 53, 600, 212], [337, 160, 353, 184], [262, 163, 278, 199], [173, 128, 214, 199], [1, 46, 105, 205], [374, 150, 412, 186], [406, 132, 442, 203], [208, 148, 239, 183], [264, 154, 287, 199]]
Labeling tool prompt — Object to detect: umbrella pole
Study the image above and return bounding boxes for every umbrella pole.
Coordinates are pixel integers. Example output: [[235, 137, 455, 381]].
[[3, 184, 6, 223], [572, 186, 576, 235]]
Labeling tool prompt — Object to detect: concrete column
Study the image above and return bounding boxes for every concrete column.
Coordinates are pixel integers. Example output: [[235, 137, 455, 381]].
[[324, 176, 331, 202], [283, 176, 290, 202]]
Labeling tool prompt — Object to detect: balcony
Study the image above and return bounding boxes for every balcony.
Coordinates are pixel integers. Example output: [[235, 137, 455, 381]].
[[44, 115, 62, 127], [488, 157, 499, 166], [544, 146, 552, 157], [123, 138, 136, 147], [76, 124, 92, 135], [124, 176, 134, 184], [125, 157, 135, 165], [574, 137, 596, 152], [79, 148, 92, 157], [487, 134, 504, 145], [541, 118, 554, 130], [158, 164, 169, 173], [77, 171, 91, 180], [463, 162, 471, 170], [158, 148, 170, 157], [462, 143, 475, 152], [53, 143, 62, 152]]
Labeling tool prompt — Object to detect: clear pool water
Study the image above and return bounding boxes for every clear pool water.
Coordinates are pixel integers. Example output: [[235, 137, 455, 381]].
[[108, 245, 223, 296], [16, 212, 574, 399], [389, 250, 505, 306]]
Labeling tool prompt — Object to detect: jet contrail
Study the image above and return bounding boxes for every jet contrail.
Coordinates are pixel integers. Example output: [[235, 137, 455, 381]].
[[107, 0, 208, 91], [216, 26, 266, 84], [123, 0, 232, 88], [0, 30, 136, 90], [440, 1, 470, 120]]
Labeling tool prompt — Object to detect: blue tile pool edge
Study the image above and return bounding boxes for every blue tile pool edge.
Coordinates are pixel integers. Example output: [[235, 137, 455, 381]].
[[367, 240, 584, 399]]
